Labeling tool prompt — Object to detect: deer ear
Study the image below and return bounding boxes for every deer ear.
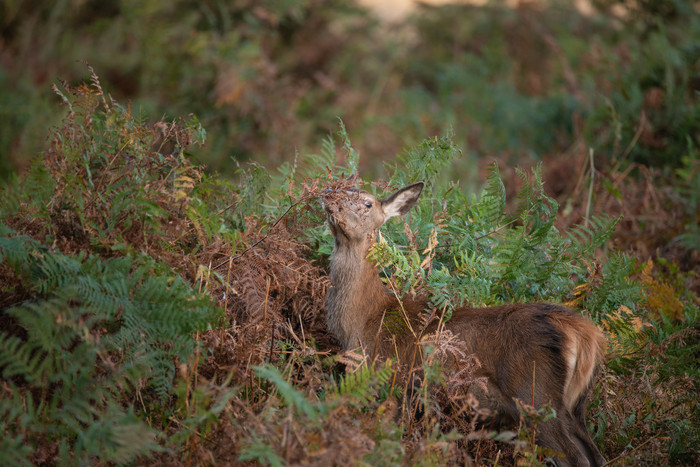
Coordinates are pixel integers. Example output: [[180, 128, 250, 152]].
[[381, 182, 424, 221]]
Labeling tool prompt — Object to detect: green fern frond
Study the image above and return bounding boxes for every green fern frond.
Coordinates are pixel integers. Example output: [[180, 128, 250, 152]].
[[338, 118, 360, 174], [90, 411, 162, 464], [581, 252, 645, 321], [567, 214, 621, 257], [426, 265, 470, 317], [369, 236, 422, 294], [0, 222, 220, 463], [0, 233, 40, 273], [254, 364, 323, 420], [392, 133, 460, 187], [321, 134, 337, 165], [515, 165, 558, 239], [450, 250, 492, 305], [331, 361, 394, 408], [238, 434, 286, 467], [472, 161, 506, 227], [0, 400, 32, 466], [0, 332, 41, 382]]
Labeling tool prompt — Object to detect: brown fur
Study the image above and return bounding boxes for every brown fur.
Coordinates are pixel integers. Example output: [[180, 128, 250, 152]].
[[323, 181, 607, 467]]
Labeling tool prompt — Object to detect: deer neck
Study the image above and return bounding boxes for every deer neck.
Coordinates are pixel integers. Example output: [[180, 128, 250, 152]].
[[326, 235, 388, 351]]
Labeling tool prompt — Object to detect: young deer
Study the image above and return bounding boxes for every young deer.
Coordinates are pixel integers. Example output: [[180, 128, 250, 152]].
[[323, 180, 606, 467]]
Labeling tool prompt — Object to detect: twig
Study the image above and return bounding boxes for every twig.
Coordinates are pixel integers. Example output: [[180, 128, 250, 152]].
[[474, 218, 518, 241], [212, 194, 312, 270], [371, 310, 387, 363], [215, 200, 240, 217], [405, 341, 421, 435], [570, 146, 591, 203], [531, 360, 536, 454], [602, 434, 662, 466], [527, 13, 583, 103], [585, 148, 595, 227], [612, 111, 646, 173]]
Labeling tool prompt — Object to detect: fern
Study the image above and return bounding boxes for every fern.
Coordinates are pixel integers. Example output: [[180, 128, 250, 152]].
[[330, 361, 394, 408], [566, 214, 620, 258], [390, 133, 461, 187], [254, 364, 322, 420], [0, 390, 39, 466], [253, 360, 394, 425], [426, 266, 457, 315], [338, 118, 360, 174], [0, 226, 220, 463], [369, 234, 423, 295], [513, 165, 559, 244], [374, 150, 629, 307], [471, 161, 507, 228], [580, 252, 646, 321], [445, 249, 492, 306], [238, 435, 286, 467]]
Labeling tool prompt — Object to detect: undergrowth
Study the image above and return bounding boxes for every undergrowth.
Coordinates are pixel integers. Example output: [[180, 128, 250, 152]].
[[0, 74, 697, 465]]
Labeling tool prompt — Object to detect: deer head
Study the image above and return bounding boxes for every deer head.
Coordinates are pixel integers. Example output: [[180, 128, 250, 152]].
[[323, 181, 424, 248]]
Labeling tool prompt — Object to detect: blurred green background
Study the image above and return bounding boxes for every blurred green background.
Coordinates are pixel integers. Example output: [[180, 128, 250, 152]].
[[1, 0, 699, 182]]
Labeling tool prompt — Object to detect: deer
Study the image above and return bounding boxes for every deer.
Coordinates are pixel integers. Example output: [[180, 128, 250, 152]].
[[322, 179, 607, 467]]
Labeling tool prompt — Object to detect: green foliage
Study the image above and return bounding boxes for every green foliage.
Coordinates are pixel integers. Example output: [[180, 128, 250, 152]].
[[583, 252, 646, 321], [583, 259, 698, 464], [254, 364, 323, 420], [585, 0, 700, 168], [338, 118, 361, 175], [389, 134, 462, 188], [472, 162, 507, 228], [0, 81, 228, 463], [330, 361, 395, 408], [588, 306, 700, 464], [238, 435, 286, 467], [170, 373, 237, 451], [0, 233, 220, 463], [241, 360, 404, 464], [46, 81, 207, 250], [254, 359, 395, 419], [367, 139, 623, 308], [674, 148, 700, 250], [361, 433, 405, 467], [0, 230, 219, 463]]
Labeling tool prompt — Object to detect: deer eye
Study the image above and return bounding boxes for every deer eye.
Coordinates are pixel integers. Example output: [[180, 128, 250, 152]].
[[363, 200, 373, 208]]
